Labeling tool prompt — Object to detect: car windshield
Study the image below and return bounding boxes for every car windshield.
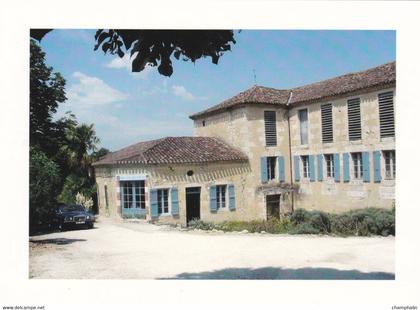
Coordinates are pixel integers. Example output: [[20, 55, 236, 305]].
[[59, 205, 85, 212]]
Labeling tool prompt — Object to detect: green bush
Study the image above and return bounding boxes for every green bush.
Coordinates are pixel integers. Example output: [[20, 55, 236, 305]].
[[290, 222, 321, 234], [188, 219, 215, 230], [309, 211, 331, 233], [188, 218, 293, 234], [30, 147, 61, 229], [187, 208, 394, 236], [290, 208, 310, 225], [331, 208, 395, 236]]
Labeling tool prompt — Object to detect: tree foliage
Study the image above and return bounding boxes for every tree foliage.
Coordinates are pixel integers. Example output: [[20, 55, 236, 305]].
[[94, 29, 236, 76], [29, 29, 236, 77], [30, 147, 61, 227], [29, 40, 102, 229], [30, 39, 67, 155]]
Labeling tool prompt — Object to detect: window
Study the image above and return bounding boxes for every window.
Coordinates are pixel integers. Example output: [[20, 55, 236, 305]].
[[298, 109, 308, 145], [321, 103, 333, 143], [121, 181, 146, 209], [301, 155, 309, 178], [351, 152, 363, 179], [216, 185, 227, 209], [264, 111, 277, 146], [347, 98, 362, 140], [325, 154, 334, 178], [378, 92, 395, 138], [383, 150, 396, 179], [267, 156, 277, 181], [157, 189, 169, 214], [104, 185, 109, 208], [202, 120, 206, 127]]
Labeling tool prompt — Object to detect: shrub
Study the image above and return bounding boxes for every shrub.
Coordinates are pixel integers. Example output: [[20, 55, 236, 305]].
[[186, 208, 394, 237], [188, 219, 215, 230], [290, 222, 321, 234], [30, 147, 61, 229], [75, 192, 94, 212], [290, 209, 331, 234], [290, 208, 309, 225], [331, 208, 395, 236], [308, 211, 331, 233]]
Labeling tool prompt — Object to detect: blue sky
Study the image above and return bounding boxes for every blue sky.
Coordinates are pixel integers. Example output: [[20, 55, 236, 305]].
[[39, 30, 396, 151]]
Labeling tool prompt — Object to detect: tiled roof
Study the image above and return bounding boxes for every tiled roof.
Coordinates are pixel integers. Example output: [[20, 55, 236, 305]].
[[189, 85, 290, 119], [289, 61, 396, 105], [189, 61, 396, 119], [93, 136, 248, 166]]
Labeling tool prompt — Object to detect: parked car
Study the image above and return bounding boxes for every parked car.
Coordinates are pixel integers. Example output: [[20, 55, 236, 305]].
[[53, 204, 95, 231]]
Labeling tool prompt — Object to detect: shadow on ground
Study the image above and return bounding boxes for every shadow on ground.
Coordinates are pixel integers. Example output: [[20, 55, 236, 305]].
[[30, 238, 86, 245], [30, 226, 98, 237], [161, 267, 395, 280]]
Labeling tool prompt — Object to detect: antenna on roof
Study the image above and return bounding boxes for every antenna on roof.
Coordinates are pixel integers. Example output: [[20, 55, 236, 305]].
[[253, 69, 257, 85]]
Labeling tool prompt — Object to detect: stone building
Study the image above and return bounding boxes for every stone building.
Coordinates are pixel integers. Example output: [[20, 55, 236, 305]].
[[93, 61, 396, 225]]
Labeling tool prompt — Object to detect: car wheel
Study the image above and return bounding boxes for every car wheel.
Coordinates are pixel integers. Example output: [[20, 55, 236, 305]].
[[87, 222, 94, 229], [58, 223, 66, 231]]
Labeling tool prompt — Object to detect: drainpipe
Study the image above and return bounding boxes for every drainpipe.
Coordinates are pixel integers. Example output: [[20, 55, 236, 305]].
[[286, 91, 294, 213]]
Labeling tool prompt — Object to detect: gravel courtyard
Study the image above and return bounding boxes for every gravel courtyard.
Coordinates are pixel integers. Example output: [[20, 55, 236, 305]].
[[29, 217, 395, 280]]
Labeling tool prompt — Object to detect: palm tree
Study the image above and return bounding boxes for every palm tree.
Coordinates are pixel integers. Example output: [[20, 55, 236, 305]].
[[61, 123, 100, 171]]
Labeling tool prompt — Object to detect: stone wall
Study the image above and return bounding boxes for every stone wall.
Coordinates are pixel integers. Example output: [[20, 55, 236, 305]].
[[289, 87, 396, 212]]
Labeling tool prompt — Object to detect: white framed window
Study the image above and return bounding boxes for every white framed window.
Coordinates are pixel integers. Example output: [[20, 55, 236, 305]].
[[383, 150, 395, 180], [157, 188, 169, 214], [301, 155, 309, 178], [267, 156, 277, 181], [216, 185, 227, 209], [121, 181, 146, 209], [298, 109, 309, 145], [351, 152, 363, 179], [325, 154, 334, 178]]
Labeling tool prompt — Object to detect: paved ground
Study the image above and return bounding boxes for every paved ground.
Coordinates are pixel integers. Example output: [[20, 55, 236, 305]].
[[29, 217, 395, 279]]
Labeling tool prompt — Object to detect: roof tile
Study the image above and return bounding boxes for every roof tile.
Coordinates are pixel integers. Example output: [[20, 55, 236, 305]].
[[190, 61, 395, 119], [93, 136, 248, 166]]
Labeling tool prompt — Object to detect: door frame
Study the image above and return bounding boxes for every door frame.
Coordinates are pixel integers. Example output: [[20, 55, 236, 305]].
[[185, 186, 201, 224]]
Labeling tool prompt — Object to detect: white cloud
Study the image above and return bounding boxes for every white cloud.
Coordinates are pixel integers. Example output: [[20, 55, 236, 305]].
[[105, 53, 153, 79], [171, 85, 195, 101], [106, 54, 132, 70], [67, 71, 128, 106]]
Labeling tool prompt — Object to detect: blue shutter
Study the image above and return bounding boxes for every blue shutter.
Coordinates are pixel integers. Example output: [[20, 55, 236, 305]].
[[150, 189, 158, 217], [317, 154, 323, 181], [277, 156, 285, 182], [333, 153, 340, 182], [343, 153, 350, 182], [260, 157, 268, 183], [171, 187, 179, 215], [309, 155, 315, 182], [363, 151, 370, 182], [294, 156, 300, 182], [228, 184, 235, 211], [210, 186, 217, 212], [373, 151, 381, 183]]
